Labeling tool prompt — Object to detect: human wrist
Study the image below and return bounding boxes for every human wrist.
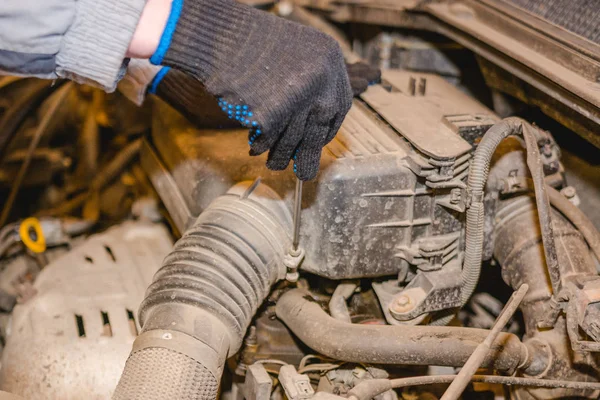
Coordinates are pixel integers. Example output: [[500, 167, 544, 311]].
[[127, 0, 173, 59]]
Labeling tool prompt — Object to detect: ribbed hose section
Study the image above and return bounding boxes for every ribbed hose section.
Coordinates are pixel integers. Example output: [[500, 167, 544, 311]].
[[114, 347, 218, 400], [113, 182, 292, 400], [432, 117, 560, 327], [462, 117, 523, 306], [430, 118, 544, 327]]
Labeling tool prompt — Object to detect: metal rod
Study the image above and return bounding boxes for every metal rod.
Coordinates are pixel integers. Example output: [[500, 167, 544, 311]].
[[440, 284, 529, 400], [292, 178, 303, 252], [350, 371, 600, 400]]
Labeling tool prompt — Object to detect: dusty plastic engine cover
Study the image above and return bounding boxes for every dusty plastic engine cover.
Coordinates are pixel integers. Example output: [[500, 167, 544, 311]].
[[148, 70, 497, 279]]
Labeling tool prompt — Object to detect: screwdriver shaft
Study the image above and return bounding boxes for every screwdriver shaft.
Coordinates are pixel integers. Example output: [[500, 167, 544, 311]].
[[292, 178, 303, 252]]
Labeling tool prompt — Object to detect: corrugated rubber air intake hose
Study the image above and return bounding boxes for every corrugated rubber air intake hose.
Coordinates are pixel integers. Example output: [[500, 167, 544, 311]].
[[113, 181, 292, 400]]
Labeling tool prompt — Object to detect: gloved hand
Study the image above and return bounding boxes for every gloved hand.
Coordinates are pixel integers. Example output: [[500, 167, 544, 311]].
[[346, 62, 382, 96], [153, 68, 239, 129], [150, 0, 353, 180], [149, 62, 378, 129]]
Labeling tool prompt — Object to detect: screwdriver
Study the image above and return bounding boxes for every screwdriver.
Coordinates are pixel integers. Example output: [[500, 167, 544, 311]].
[[291, 178, 303, 253]]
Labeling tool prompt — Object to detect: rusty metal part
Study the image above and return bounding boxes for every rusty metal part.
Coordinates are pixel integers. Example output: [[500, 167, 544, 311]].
[[521, 124, 561, 296], [276, 289, 542, 374], [567, 292, 600, 353], [545, 186, 600, 263], [0, 148, 71, 187], [440, 283, 529, 400], [73, 91, 101, 182]]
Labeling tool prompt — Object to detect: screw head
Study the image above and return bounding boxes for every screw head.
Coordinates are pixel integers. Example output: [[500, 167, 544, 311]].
[[396, 295, 410, 306], [561, 186, 576, 199], [390, 294, 414, 314]]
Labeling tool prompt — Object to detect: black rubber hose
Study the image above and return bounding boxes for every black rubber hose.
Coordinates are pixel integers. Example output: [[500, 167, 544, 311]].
[[462, 117, 560, 308], [113, 182, 292, 400], [276, 289, 544, 374]]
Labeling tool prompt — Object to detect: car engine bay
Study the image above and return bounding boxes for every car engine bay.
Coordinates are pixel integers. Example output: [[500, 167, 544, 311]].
[[0, 1, 600, 399]]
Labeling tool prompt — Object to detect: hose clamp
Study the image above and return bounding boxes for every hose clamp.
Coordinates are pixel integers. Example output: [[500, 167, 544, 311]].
[[466, 189, 484, 208]]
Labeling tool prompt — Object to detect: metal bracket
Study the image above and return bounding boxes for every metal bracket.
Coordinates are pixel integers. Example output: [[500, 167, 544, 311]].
[[373, 261, 462, 324], [567, 299, 600, 352], [395, 233, 460, 272]]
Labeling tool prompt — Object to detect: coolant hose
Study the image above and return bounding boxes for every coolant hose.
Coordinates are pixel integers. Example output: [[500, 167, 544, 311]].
[[276, 289, 546, 375], [113, 182, 292, 400], [462, 117, 560, 308]]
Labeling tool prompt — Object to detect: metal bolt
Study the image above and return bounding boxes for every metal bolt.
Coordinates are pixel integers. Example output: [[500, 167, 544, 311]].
[[396, 295, 410, 306], [561, 186, 576, 199], [390, 294, 414, 314]]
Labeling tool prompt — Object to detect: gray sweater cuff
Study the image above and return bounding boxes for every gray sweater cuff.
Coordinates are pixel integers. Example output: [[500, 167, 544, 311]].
[[56, 0, 147, 92], [119, 59, 161, 105]]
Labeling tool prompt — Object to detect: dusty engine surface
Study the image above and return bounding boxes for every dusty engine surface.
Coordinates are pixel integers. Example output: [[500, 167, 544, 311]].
[[1, 1, 600, 400], [150, 70, 494, 281], [0, 222, 172, 399], [144, 70, 502, 325]]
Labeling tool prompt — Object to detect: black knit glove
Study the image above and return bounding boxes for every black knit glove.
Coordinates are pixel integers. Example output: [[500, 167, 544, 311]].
[[155, 69, 238, 129], [346, 62, 382, 96], [150, 0, 353, 180], [152, 63, 374, 129]]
